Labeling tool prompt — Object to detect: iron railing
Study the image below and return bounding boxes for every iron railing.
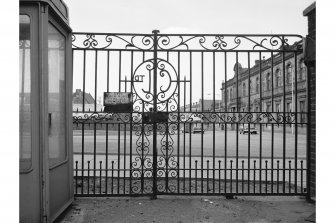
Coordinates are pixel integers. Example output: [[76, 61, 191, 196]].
[[72, 31, 308, 198]]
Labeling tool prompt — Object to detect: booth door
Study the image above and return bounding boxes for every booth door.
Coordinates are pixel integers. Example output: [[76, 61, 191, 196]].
[[19, 7, 41, 223], [47, 16, 73, 222]]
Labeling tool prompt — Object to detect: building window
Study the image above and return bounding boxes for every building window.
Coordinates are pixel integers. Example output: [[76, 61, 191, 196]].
[[266, 103, 271, 112], [300, 101, 306, 122], [286, 63, 292, 84], [226, 89, 229, 101], [275, 103, 281, 112], [275, 69, 281, 87], [299, 59, 305, 80], [242, 82, 246, 96], [286, 102, 292, 112], [256, 77, 259, 93], [266, 73, 271, 91], [249, 79, 253, 94]]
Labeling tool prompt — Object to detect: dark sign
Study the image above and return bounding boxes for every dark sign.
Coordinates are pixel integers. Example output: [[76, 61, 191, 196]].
[[142, 112, 169, 123], [103, 92, 132, 112]]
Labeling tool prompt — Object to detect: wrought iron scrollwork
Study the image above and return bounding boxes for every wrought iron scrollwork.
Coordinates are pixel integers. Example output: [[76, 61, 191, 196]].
[[168, 112, 299, 124], [72, 33, 154, 50], [72, 33, 302, 51], [154, 34, 302, 51]]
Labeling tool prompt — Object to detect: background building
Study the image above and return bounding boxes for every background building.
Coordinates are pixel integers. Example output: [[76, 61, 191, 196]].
[[221, 41, 307, 131]]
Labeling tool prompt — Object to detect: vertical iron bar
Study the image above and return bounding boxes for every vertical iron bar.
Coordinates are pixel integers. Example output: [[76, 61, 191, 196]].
[[195, 160, 198, 193], [207, 160, 209, 192], [177, 51, 180, 193], [93, 123, 97, 194], [242, 160, 244, 193], [94, 50, 98, 111], [201, 51, 204, 193], [247, 52, 251, 193], [253, 160, 256, 193], [81, 50, 86, 194], [81, 126, 84, 194], [301, 160, 304, 193], [282, 49, 286, 194], [183, 75, 186, 193], [105, 124, 109, 194], [294, 52, 298, 194], [224, 52, 227, 194], [259, 52, 262, 193], [130, 50, 134, 195], [119, 51, 122, 91], [107, 50, 110, 91], [235, 52, 239, 194], [277, 160, 280, 193], [117, 123, 120, 194], [152, 29, 159, 199], [289, 160, 292, 193], [141, 52, 145, 195], [265, 160, 268, 193], [230, 160, 233, 193], [141, 102, 145, 194], [93, 50, 98, 194], [111, 161, 114, 194], [99, 161, 102, 194], [75, 161, 78, 194], [165, 100, 169, 193], [189, 52, 192, 194], [165, 52, 169, 193], [271, 52, 274, 194], [123, 76, 127, 194], [213, 51, 216, 193], [117, 51, 122, 195], [105, 51, 110, 194], [219, 160, 221, 193], [87, 161, 90, 194]]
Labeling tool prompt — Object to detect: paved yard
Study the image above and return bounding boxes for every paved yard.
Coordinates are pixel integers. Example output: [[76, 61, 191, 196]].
[[57, 196, 315, 223]]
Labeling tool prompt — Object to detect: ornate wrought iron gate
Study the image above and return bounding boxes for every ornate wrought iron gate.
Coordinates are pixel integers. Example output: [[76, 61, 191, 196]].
[[72, 31, 308, 197]]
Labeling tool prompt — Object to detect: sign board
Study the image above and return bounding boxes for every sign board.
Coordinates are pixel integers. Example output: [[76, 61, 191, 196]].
[[103, 92, 132, 112], [142, 112, 169, 123]]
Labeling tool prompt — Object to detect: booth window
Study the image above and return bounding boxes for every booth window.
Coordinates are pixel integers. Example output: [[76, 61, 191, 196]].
[[20, 15, 32, 171], [48, 23, 66, 167]]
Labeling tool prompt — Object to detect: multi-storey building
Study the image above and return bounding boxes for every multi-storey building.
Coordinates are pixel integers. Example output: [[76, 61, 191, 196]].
[[221, 41, 307, 131]]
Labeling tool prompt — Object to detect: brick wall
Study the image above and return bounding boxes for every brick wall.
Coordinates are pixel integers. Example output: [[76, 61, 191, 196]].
[[303, 2, 316, 200]]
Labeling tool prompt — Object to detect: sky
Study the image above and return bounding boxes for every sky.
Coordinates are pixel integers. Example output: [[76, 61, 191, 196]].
[[67, 0, 315, 35], [69, 0, 315, 106]]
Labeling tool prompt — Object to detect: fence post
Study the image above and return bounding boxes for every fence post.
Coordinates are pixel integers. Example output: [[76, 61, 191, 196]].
[[303, 1, 316, 202]]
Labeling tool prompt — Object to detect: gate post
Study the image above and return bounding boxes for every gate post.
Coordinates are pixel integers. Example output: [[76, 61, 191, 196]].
[[303, 2, 316, 202], [152, 29, 160, 199]]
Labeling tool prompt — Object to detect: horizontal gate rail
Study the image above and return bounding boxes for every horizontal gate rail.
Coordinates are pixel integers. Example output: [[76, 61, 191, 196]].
[[72, 31, 308, 198]]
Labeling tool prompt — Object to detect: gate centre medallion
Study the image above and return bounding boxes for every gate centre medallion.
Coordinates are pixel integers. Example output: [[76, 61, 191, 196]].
[[133, 58, 178, 104]]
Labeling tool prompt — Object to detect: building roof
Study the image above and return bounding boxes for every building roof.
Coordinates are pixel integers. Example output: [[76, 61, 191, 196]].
[[222, 41, 303, 88], [73, 89, 95, 104]]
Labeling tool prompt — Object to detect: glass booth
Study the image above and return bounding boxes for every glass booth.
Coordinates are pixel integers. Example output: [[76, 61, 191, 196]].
[[19, 0, 73, 222]]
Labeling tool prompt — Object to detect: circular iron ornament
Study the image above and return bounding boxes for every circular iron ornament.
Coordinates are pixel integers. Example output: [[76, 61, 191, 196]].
[[132, 59, 178, 104]]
